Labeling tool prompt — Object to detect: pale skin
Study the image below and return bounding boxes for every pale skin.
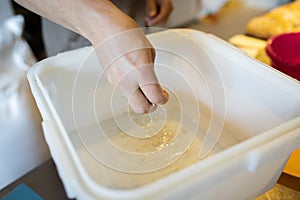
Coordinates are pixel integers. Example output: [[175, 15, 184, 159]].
[[15, 0, 173, 113]]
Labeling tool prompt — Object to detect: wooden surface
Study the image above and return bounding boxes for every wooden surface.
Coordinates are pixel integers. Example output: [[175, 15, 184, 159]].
[[257, 174, 300, 199]]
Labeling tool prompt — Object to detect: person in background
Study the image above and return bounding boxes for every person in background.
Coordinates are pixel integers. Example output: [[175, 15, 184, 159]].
[[14, 0, 173, 114]]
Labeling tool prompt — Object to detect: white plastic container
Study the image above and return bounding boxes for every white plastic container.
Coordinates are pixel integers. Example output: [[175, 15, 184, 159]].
[[27, 29, 300, 200]]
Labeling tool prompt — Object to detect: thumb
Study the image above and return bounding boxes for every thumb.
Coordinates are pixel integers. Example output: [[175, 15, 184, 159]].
[[145, 0, 157, 18]]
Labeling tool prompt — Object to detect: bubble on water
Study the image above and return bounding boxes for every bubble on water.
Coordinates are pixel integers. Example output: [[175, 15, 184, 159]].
[[118, 105, 167, 138]]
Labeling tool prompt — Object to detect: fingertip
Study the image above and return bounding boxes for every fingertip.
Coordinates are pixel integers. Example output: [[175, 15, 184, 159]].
[[147, 20, 155, 27], [131, 106, 149, 114], [161, 89, 169, 104], [145, 0, 157, 18], [149, 10, 156, 17], [130, 101, 152, 114], [145, 86, 169, 106], [149, 104, 157, 113], [155, 89, 169, 105], [128, 89, 153, 114], [145, 12, 158, 25], [145, 17, 163, 27], [144, 17, 151, 27]]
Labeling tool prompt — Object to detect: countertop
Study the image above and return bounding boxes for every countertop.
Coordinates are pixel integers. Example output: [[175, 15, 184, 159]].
[[0, 159, 299, 199], [1, 1, 299, 199]]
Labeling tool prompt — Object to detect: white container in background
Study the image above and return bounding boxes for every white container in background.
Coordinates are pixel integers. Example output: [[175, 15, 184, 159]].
[[243, 0, 290, 10], [27, 29, 300, 200], [197, 0, 228, 17], [166, 0, 201, 27]]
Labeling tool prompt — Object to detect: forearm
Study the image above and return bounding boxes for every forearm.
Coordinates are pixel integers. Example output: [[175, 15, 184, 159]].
[[14, 0, 168, 113], [14, 0, 136, 45]]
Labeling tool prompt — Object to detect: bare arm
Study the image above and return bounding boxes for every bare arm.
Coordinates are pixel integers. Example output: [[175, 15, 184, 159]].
[[15, 0, 169, 113], [15, 0, 134, 44]]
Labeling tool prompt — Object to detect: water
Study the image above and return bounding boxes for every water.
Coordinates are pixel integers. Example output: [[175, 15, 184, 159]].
[[69, 118, 202, 189], [68, 107, 241, 189], [116, 105, 168, 138]]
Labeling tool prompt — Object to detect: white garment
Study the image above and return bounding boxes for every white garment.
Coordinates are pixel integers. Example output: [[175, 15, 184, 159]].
[[0, 12, 50, 190], [0, 0, 14, 24]]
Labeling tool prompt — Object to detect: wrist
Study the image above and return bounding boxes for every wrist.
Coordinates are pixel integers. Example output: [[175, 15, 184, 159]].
[[78, 1, 139, 46]]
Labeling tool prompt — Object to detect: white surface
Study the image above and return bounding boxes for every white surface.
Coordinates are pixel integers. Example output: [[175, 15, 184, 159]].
[[243, 0, 290, 10], [0, 16, 50, 189], [167, 0, 201, 27], [198, 0, 228, 17], [28, 29, 300, 199]]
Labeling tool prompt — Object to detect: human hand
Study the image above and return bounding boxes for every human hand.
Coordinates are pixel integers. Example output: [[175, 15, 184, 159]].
[[145, 0, 173, 26], [90, 9, 169, 114], [14, 0, 169, 113]]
